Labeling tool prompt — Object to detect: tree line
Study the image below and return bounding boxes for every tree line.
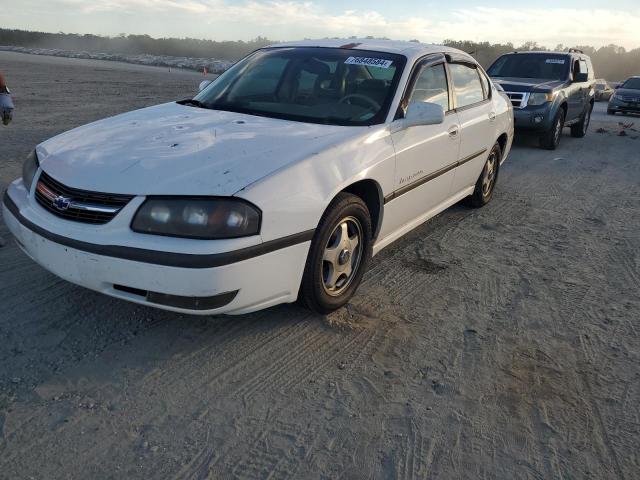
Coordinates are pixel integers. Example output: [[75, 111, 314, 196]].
[[1, 29, 639, 81], [442, 40, 640, 82]]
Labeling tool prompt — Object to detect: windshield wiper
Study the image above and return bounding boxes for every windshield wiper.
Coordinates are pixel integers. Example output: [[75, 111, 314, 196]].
[[177, 98, 209, 108]]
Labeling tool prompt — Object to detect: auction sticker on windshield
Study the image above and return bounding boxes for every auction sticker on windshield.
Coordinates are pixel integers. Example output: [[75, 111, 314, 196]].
[[345, 57, 393, 68], [545, 59, 566, 64]]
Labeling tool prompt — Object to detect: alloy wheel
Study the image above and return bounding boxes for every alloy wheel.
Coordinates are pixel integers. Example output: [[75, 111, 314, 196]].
[[482, 151, 498, 197], [322, 216, 363, 296]]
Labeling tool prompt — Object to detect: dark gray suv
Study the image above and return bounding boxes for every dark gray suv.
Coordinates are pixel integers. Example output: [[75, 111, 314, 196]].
[[488, 50, 595, 150]]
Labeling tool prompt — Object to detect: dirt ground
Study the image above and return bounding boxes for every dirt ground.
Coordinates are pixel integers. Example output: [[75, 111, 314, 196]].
[[0, 51, 639, 480]]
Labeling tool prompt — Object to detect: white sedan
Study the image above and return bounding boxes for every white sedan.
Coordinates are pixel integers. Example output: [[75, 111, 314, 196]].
[[2, 39, 513, 315]]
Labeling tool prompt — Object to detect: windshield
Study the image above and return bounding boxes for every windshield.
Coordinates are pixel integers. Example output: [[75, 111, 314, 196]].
[[191, 47, 406, 126], [621, 78, 640, 90], [488, 53, 570, 81]]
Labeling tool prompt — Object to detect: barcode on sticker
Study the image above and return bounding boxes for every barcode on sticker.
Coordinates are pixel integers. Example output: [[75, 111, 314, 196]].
[[545, 59, 565, 64], [345, 57, 393, 68]]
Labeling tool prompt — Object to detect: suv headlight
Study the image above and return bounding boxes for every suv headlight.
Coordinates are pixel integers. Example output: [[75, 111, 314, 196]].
[[131, 197, 261, 239], [22, 150, 39, 192], [528, 92, 555, 106]]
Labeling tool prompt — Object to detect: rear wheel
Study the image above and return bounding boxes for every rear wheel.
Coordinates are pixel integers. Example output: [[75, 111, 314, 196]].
[[571, 103, 593, 138], [540, 109, 565, 150], [300, 193, 372, 314], [467, 142, 501, 208]]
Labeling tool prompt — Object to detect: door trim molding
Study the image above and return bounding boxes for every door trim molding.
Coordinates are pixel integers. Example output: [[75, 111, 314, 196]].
[[384, 148, 487, 204]]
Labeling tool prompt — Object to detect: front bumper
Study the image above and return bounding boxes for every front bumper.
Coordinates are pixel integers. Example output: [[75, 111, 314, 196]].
[[2, 181, 312, 315], [608, 99, 640, 114], [512, 105, 554, 131]]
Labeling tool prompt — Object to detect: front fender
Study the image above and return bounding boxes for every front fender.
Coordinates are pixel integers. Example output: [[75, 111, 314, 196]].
[[236, 127, 396, 243]]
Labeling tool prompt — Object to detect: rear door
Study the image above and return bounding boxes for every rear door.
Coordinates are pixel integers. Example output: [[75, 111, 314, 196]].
[[448, 61, 494, 193]]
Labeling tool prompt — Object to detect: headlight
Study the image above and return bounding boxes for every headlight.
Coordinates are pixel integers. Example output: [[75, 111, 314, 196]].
[[528, 92, 555, 106], [131, 197, 261, 239], [22, 150, 39, 192]]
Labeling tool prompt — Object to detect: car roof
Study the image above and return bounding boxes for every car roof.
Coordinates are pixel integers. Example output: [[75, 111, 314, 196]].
[[265, 38, 473, 64]]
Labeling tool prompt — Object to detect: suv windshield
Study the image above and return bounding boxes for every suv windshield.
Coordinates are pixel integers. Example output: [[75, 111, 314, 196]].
[[621, 78, 640, 90], [192, 47, 406, 126], [488, 53, 570, 80]]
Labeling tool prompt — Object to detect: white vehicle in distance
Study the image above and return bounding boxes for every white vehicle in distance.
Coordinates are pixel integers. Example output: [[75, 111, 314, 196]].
[[3, 39, 514, 315]]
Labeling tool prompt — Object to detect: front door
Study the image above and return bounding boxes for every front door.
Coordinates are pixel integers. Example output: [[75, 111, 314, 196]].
[[567, 58, 585, 121], [380, 60, 460, 239]]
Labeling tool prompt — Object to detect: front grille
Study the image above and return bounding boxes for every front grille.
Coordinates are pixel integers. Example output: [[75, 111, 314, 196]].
[[505, 91, 530, 109], [35, 171, 133, 224], [619, 95, 640, 103]]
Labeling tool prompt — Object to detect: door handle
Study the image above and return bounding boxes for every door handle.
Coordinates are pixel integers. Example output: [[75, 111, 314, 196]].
[[448, 126, 459, 138], [489, 112, 497, 122]]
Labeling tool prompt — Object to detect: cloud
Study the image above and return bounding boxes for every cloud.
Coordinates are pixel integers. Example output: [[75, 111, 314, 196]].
[[3, 1, 640, 49]]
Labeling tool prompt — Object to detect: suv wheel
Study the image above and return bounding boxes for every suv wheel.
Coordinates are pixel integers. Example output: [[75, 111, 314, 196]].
[[571, 103, 593, 138], [540, 109, 565, 150], [300, 193, 372, 314], [467, 142, 501, 208]]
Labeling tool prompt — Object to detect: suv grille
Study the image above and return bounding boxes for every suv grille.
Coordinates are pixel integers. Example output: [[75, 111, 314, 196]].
[[505, 91, 530, 109], [35, 171, 133, 225]]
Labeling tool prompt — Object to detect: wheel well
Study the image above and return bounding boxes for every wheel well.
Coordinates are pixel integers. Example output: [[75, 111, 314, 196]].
[[496, 133, 509, 157], [560, 102, 568, 116], [341, 180, 383, 239]]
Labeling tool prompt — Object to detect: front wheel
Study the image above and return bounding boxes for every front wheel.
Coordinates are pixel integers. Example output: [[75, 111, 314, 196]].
[[540, 109, 565, 150], [300, 193, 372, 314], [467, 142, 501, 208], [571, 104, 593, 138]]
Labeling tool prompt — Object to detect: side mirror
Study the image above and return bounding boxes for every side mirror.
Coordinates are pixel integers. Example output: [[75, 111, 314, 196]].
[[574, 73, 588, 83], [403, 102, 445, 128], [199, 80, 212, 92]]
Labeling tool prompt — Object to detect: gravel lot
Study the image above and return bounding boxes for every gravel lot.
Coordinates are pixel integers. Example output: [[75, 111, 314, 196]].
[[1, 51, 639, 480]]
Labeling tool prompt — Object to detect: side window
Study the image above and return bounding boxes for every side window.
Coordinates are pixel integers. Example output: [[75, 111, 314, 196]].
[[409, 63, 449, 111], [449, 63, 485, 108], [572, 60, 580, 79], [579, 60, 589, 75]]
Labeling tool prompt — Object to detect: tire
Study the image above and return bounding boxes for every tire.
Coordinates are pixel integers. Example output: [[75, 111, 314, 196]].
[[467, 142, 501, 208], [571, 103, 593, 138], [300, 193, 373, 314], [539, 108, 565, 150], [607, 109, 615, 115]]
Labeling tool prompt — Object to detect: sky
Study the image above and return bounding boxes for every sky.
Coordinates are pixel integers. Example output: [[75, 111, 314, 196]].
[[2, 0, 640, 49]]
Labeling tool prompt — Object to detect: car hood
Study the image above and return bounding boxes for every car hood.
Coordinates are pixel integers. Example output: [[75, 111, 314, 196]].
[[37, 102, 362, 196], [492, 77, 567, 93]]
